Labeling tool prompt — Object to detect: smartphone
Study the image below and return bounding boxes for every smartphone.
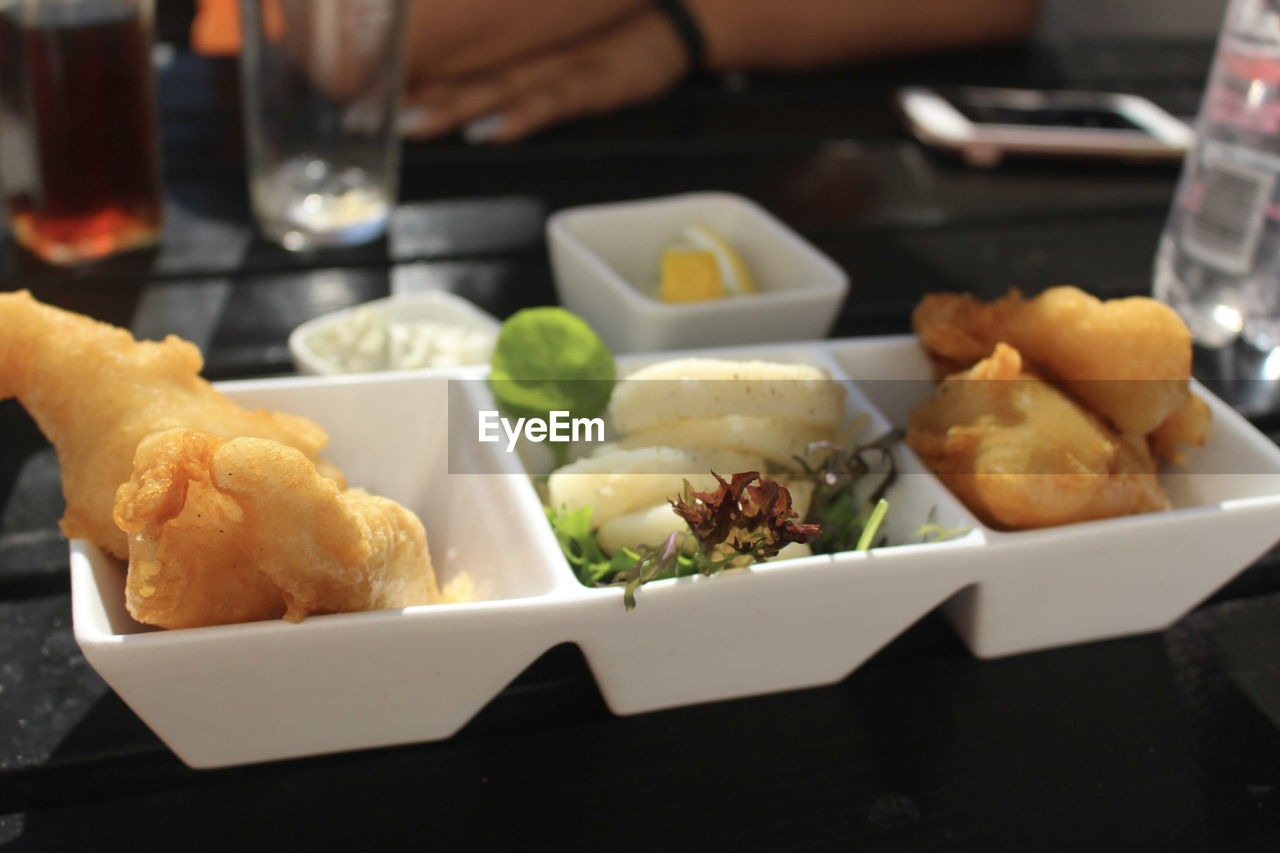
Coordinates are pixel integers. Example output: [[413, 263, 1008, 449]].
[[896, 86, 1195, 167]]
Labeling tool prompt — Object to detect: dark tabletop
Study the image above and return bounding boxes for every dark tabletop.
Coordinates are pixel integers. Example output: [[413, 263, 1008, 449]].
[[3, 20, 1280, 852]]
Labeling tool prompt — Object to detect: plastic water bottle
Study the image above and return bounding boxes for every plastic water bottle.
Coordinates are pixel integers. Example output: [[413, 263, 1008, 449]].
[[1154, 0, 1280, 349]]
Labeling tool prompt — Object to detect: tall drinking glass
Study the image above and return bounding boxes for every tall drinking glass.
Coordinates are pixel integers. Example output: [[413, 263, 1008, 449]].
[[0, 0, 163, 265], [239, 0, 407, 251]]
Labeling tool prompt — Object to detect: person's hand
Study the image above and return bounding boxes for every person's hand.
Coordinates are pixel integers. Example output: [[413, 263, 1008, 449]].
[[400, 9, 691, 144]]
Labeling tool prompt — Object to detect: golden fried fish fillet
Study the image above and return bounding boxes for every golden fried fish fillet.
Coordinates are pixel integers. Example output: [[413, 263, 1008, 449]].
[[114, 429, 438, 628], [907, 343, 1169, 530], [0, 290, 339, 560], [912, 286, 1193, 435]]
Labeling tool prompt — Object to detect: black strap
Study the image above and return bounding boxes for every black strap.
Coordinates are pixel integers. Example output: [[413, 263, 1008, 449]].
[[654, 0, 707, 70]]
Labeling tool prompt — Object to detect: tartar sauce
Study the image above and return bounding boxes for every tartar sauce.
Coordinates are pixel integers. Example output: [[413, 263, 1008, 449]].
[[310, 307, 495, 372]]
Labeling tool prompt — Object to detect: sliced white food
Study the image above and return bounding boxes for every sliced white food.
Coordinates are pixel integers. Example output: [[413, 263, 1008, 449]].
[[610, 358, 844, 434], [547, 446, 764, 528], [596, 502, 693, 556], [769, 542, 813, 561], [617, 415, 834, 470]]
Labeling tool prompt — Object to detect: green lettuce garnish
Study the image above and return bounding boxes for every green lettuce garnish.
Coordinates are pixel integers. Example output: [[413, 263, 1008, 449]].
[[800, 428, 901, 553], [547, 504, 698, 598], [549, 471, 821, 610]]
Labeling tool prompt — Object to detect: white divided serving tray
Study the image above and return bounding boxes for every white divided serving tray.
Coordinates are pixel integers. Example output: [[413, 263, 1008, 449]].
[[71, 336, 1280, 767]]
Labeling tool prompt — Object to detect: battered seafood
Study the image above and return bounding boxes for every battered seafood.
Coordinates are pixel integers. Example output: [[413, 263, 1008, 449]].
[[907, 285, 1211, 529], [0, 290, 336, 559], [114, 429, 438, 628], [1, 291, 441, 628], [1151, 394, 1213, 465], [907, 344, 1169, 529], [913, 286, 1195, 435]]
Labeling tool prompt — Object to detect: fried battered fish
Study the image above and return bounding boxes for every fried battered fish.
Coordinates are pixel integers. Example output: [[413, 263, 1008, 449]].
[[906, 344, 1169, 529], [1150, 393, 1213, 464], [912, 286, 1194, 435], [0, 290, 339, 559], [114, 429, 439, 628]]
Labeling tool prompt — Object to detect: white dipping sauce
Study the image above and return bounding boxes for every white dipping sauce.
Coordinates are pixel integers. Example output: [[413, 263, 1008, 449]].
[[310, 306, 496, 372]]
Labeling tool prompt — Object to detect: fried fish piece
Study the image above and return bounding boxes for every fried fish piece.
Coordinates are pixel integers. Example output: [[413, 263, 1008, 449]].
[[114, 429, 438, 628], [912, 286, 1193, 435], [1150, 393, 1212, 464], [0, 290, 339, 559], [907, 343, 1169, 529]]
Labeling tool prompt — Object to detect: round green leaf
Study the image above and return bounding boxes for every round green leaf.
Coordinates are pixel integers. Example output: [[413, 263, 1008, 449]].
[[489, 307, 616, 422]]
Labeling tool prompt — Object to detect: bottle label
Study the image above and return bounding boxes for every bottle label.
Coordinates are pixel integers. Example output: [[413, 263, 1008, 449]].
[[1182, 144, 1275, 275], [1208, 43, 1280, 135]]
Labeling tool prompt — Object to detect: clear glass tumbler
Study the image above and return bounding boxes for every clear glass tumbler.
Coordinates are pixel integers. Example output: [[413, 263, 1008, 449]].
[[0, 0, 163, 265], [239, 0, 407, 251]]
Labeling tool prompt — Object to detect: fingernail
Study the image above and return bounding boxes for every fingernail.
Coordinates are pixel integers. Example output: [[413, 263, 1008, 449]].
[[397, 106, 433, 135], [463, 114, 505, 145]]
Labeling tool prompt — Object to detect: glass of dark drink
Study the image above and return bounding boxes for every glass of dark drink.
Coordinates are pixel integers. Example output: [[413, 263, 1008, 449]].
[[0, 0, 163, 266]]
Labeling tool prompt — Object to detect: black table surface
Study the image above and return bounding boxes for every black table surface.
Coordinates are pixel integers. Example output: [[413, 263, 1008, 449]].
[[5, 32, 1280, 852]]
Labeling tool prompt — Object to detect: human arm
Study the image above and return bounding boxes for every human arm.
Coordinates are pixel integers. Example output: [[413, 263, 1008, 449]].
[[402, 8, 689, 143], [685, 0, 1041, 71], [401, 0, 1042, 143]]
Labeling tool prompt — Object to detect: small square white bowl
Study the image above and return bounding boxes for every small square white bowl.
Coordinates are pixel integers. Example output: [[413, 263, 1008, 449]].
[[546, 192, 849, 353], [288, 290, 500, 376]]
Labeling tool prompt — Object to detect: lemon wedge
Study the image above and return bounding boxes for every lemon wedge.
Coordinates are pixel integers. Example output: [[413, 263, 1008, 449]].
[[681, 223, 757, 296], [660, 249, 725, 303], [656, 223, 758, 303]]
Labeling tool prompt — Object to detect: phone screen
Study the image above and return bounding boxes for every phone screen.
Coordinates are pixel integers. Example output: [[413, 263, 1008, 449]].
[[952, 99, 1149, 133]]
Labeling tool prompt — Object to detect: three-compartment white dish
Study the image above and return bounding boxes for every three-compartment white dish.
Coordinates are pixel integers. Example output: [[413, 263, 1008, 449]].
[[71, 337, 1280, 768]]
